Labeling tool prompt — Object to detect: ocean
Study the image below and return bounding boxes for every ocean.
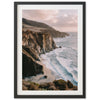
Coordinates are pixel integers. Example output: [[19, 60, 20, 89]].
[[40, 32, 78, 86]]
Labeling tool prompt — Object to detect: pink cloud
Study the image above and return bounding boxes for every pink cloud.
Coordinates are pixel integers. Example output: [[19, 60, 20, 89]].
[[23, 10, 58, 21], [23, 10, 77, 32]]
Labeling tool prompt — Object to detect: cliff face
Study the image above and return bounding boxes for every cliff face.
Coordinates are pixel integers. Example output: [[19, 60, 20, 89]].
[[22, 30, 56, 78], [22, 30, 56, 58], [22, 53, 43, 78], [22, 19, 68, 78]]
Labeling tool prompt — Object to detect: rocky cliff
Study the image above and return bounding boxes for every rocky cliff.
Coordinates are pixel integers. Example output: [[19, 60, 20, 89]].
[[22, 20, 77, 90], [22, 30, 57, 78]]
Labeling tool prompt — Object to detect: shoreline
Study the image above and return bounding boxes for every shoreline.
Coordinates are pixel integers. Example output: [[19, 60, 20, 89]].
[[24, 62, 60, 84]]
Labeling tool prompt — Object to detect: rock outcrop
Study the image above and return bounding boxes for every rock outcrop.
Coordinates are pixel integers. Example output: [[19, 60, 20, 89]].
[[22, 30, 57, 78], [22, 79, 77, 90]]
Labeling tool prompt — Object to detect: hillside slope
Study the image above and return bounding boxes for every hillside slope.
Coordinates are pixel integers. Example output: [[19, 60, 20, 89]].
[[22, 18, 69, 38]]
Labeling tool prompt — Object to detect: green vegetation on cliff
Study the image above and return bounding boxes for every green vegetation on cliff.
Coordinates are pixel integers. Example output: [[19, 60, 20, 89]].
[[22, 79, 77, 90]]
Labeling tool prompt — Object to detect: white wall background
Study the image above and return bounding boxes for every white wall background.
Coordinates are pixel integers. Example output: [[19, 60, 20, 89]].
[[0, 0, 100, 100]]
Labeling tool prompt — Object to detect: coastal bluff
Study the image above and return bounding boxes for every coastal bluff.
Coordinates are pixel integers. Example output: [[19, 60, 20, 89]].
[[22, 30, 56, 78], [22, 19, 77, 90]]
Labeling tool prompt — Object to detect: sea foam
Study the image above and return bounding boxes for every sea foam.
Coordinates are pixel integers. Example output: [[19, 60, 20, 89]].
[[40, 33, 78, 86]]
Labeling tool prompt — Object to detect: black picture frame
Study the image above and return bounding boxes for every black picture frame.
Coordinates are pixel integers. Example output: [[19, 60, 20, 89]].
[[14, 2, 86, 98]]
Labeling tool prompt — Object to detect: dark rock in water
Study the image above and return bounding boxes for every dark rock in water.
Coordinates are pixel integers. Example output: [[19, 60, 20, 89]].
[[44, 75, 47, 78], [59, 46, 62, 48], [38, 75, 47, 80], [66, 80, 73, 88]]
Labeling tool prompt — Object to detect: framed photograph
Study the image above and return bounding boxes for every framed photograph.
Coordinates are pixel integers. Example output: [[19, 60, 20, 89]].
[[14, 2, 86, 98]]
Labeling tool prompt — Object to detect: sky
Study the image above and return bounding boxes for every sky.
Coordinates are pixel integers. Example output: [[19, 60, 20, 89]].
[[22, 10, 77, 32]]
